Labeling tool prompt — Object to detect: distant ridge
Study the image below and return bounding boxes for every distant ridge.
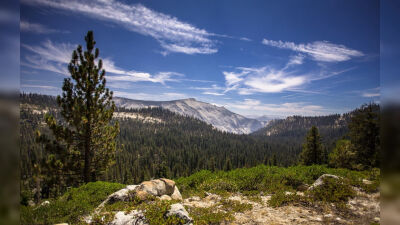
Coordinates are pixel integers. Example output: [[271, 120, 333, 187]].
[[114, 97, 265, 134]]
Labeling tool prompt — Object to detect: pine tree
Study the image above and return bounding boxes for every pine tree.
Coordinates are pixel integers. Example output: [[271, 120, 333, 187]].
[[348, 103, 380, 169], [328, 139, 355, 169], [38, 31, 119, 184], [299, 126, 324, 165], [224, 158, 232, 171]]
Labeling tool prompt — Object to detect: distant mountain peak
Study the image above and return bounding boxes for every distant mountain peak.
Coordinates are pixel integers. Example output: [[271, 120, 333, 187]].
[[114, 97, 264, 134]]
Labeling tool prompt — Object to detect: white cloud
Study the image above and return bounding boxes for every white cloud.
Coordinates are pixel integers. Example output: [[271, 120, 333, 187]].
[[113, 91, 187, 101], [21, 40, 182, 84], [262, 38, 363, 62], [21, 84, 59, 90], [21, 0, 218, 55], [20, 20, 69, 34], [361, 87, 380, 98], [224, 99, 331, 117], [202, 92, 225, 96], [223, 66, 307, 95], [286, 54, 305, 67]]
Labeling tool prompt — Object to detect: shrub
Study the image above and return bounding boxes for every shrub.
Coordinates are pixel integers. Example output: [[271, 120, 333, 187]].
[[20, 181, 125, 224], [307, 176, 356, 203], [186, 206, 233, 225]]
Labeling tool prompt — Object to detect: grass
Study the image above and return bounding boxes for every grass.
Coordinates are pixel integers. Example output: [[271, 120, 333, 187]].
[[20, 181, 125, 225], [20, 164, 380, 224], [176, 164, 379, 196]]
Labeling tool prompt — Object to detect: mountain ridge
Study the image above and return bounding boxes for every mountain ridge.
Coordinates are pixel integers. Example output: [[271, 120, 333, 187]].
[[114, 97, 265, 134]]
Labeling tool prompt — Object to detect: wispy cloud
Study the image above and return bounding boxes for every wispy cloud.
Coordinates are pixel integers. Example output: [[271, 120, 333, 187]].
[[223, 66, 307, 95], [20, 20, 69, 34], [262, 38, 363, 62], [113, 91, 187, 101], [224, 99, 333, 117], [21, 84, 59, 90], [361, 87, 380, 98], [21, 40, 183, 84], [21, 0, 218, 55]]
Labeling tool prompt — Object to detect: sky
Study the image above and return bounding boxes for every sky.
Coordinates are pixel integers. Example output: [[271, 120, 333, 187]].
[[17, 0, 381, 117]]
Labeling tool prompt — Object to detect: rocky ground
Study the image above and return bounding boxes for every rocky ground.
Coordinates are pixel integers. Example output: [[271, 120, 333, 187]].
[[183, 190, 380, 225], [80, 174, 379, 225]]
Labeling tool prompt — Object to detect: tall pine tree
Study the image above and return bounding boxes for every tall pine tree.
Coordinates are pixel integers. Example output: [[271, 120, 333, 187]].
[[38, 31, 119, 184], [299, 126, 324, 165]]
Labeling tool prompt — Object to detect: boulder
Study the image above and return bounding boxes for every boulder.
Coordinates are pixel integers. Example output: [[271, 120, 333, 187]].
[[171, 186, 183, 200], [160, 178, 176, 194], [40, 200, 50, 206], [137, 180, 168, 196], [308, 174, 341, 191], [108, 185, 139, 203], [108, 210, 148, 225], [166, 203, 193, 225], [135, 190, 152, 201]]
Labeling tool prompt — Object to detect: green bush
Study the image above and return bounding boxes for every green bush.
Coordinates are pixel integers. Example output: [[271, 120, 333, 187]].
[[186, 206, 233, 225], [307, 177, 356, 203], [20, 181, 125, 225]]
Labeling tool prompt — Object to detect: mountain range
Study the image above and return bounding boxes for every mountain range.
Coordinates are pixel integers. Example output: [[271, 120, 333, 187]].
[[114, 97, 267, 134]]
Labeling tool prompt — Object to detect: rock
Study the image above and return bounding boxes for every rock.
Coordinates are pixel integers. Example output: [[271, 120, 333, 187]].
[[160, 195, 172, 201], [171, 186, 183, 200], [108, 210, 148, 225], [28, 200, 35, 207], [137, 179, 171, 196], [160, 178, 175, 194], [166, 203, 193, 225], [285, 191, 294, 195], [296, 183, 309, 192], [363, 179, 372, 185], [204, 193, 220, 201], [373, 217, 380, 222], [308, 174, 341, 191], [40, 200, 50, 207], [135, 190, 151, 201], [54, 224, 68, 225], [108, 185, 139, 203]]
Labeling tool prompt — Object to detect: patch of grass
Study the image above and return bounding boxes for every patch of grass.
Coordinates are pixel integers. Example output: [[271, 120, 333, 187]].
[[176, 164, 379, 196], [187, 206, 234, 225], [20, 181, 125, 225], [268, 192, 306, 208], [219, 199, 252, 213], [139, 200, 186, 225]]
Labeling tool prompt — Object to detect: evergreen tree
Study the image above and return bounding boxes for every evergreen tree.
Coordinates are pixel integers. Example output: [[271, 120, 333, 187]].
[[348, 103, 380, 169], [299, 126, 324, 165], [224, 158, 232, 171], [328, 139, 355, 169], [37, 31, 119, 184]]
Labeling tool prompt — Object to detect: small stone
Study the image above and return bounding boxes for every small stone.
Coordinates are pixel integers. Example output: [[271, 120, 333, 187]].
[[160, 195, 172, 201], [374, 217, 380, 222]]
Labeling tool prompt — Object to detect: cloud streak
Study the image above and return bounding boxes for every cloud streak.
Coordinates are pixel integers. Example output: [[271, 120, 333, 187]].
[[262, 38, 363, 62], [20, 20, 69, 34], [21, 40, 183, 84], [21, 0, 218, 55], [225, 99, 332, 117]]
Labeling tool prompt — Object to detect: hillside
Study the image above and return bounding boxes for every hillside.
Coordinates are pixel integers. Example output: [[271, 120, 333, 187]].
[[252, 114, 352, 149], [114, 97, 264, 134], [20, 93, 296, 195]]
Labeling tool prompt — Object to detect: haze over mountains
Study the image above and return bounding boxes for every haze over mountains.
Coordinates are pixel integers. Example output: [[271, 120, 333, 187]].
[[114, 97, 267, 134]]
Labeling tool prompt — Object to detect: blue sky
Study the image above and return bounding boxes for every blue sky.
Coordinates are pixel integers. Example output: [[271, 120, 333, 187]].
[[18, 0, 380, 117]]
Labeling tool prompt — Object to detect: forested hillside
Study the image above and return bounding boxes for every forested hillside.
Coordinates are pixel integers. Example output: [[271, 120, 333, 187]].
[[252, 113, 352, 150], [21, 93, 300, 197]]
